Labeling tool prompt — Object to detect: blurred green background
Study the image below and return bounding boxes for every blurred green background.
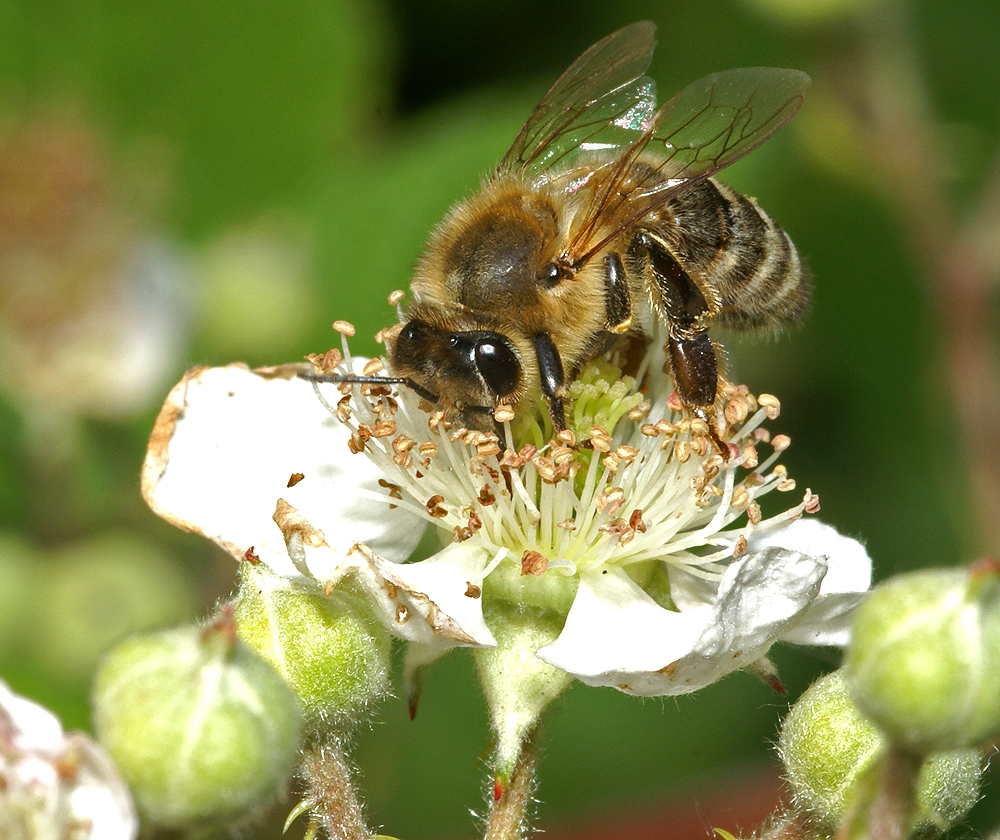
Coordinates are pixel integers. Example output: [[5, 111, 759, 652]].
[[1, 0, 998, 837]]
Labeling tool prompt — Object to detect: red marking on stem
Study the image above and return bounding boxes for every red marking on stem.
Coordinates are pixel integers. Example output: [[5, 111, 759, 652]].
[[763, 672, 787, 694]]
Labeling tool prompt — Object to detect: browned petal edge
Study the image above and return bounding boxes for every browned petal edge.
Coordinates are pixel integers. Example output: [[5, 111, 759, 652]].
[[273, 497, 357, 589], [351, 543, 480, 646], [141, 363, 252, 560], [273, 497, 331, 550], [141, 365, 204, 505]]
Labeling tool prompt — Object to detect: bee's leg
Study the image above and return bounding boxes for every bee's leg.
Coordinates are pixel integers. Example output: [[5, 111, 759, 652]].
[[602, 252, 633, 332], [667, 332, 717, 408], [532, 332, 567, 432], [634, 231, 713, 333], [667, 333, 729, 457], [632, 231, 728, 456]]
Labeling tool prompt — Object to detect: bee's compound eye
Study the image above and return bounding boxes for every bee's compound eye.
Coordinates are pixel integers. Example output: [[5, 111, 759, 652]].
[[474, 337, 520, 399]]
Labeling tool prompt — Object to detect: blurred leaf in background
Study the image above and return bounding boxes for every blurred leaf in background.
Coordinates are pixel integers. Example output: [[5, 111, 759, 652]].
[[0, 0, 395, 235]]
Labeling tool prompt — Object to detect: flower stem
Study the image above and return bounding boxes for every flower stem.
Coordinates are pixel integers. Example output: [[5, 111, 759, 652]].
[[300, 738, 369, 840], [485, 727, 538, 840], [866, 746, 921, 840]]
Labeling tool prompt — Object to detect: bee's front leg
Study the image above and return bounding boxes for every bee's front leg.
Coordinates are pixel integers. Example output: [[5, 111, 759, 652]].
[[532, 332, 568, 433]]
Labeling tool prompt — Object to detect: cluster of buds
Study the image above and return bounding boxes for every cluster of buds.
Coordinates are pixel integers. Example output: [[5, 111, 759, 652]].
[[776, 559, 1000, 838]]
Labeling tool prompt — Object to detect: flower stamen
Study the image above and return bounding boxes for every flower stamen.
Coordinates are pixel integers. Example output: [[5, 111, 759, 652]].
[[318, 340, 817, 593]]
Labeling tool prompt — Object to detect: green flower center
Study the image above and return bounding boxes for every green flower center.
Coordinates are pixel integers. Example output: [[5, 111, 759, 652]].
[[510, 360, 645, 454]]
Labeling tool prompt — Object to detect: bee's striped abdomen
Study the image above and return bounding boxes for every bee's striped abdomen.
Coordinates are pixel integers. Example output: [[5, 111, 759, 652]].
[[705, 181, 809, 330], [653, 179, 810, 332]]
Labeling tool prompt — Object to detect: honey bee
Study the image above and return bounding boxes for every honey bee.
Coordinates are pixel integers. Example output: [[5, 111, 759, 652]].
[[348, 22, 811, 444]]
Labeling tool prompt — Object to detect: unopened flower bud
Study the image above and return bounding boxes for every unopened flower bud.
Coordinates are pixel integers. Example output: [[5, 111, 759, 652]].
[[92, 610, 302, 828], [845, 561, 1000, 753], [779, 671, 981, 835], [233, 562, 391, 732]]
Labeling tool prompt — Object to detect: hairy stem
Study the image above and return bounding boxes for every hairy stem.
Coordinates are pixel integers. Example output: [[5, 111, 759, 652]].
[[300, 739, 369, 840], [867, 747, 921, 840], [485, 728, 538, 840], [756, 811, 813, 840]]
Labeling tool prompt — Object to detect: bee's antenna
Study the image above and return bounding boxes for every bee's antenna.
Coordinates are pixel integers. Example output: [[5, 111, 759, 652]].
[[299, 370, 439, 404], [300, 372, 409, 386]]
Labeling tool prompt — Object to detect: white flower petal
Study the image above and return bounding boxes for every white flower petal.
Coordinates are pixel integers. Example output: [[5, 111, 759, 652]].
[[690, 547, 827, 680], [142, 364, 425, 584], [0, 680, 63, 751], [0, 681, 137, 840], [746, 519, 872, 647], [538, 548, 827, 696], [65, 735, 139, 840], [663, 565, 718, 612], [746, 518, 871, 596], [536, 567, 710, 692], [374, 541, 497, 648], [272, 500, 495, 648], [779, 592, 865, 646]]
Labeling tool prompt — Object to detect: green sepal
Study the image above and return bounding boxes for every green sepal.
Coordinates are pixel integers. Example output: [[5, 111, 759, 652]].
[[234, 562, 391, 734]]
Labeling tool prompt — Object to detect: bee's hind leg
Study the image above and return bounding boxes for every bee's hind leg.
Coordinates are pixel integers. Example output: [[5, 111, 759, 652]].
[[667, 333, 730, 458]]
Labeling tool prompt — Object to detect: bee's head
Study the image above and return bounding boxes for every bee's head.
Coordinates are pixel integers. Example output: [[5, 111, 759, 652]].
[[389, 314, 524, 427]]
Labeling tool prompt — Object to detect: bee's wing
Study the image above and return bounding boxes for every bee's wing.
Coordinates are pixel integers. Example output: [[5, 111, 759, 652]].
[[565, 67, 811, 266], [500, 21, 659, 175]]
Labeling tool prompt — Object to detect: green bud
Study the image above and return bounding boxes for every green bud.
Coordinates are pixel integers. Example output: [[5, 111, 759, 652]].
[[845, 562, 1000, 753], [780, 670, 880, 828], [233, 562, 391, 733], [92, 610, 302, 828], [779, 671, 981, 836]]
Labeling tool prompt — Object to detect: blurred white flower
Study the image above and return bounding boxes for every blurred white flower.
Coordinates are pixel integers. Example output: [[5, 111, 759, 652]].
[[0, 114, 189, 421], [142, 344, 871, 696], [0, 679, 137, 840]]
